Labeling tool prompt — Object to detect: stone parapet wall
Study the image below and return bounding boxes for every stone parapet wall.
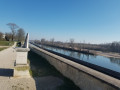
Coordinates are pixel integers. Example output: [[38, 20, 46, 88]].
[[30, 44, 120, 90]]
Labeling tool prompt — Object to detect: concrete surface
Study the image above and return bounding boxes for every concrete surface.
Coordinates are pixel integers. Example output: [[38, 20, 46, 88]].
[[0, 43, 36, 90]]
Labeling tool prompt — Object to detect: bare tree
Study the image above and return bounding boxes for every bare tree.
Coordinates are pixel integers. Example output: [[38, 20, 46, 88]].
[[7, 23, 19, 41], [41, 38, 46, 44], [17, 28, 25, 42], [34, 40, 40, 44], [82, 40, 85, 50], [69, 38, 74, 49], [77, 41, 82, 50], [50, 38, 54, 45], [0, 32, 3, 40]]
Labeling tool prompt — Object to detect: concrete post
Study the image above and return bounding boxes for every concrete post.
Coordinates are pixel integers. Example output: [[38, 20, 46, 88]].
[[15, 48, 30, 65], [23, 33, 29, 48], [14, 33, 30, 77]]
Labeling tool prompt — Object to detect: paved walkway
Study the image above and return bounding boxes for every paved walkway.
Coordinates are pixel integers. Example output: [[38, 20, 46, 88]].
[[0, 44, 36, 90], [0, 44, 16, 69], [0, 44, 65, 90]]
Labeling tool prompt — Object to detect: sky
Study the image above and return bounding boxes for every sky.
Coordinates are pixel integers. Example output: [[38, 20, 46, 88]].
[[0, 0, 120, 44]]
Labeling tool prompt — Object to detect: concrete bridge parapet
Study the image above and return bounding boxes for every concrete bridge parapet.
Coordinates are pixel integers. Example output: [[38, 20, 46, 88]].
[[30, 44, 120, 90]]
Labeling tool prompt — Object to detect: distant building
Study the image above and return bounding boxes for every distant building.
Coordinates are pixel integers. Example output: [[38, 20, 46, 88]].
[[2, 34, 5, 39]]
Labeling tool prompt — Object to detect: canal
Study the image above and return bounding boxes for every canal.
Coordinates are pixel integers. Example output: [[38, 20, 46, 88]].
[[36, 44, 120, 73]]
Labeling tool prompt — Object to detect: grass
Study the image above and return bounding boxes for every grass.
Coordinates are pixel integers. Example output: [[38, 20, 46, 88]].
[[0, 41, 14, 51], [0, 41, 14, 46], [15, 66, 29, 71], [0, 47, 8, 51], [28, 51, 80, 90]]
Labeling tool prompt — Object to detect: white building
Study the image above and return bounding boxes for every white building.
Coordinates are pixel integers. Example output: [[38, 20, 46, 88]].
[[2, 34, 5, 39]]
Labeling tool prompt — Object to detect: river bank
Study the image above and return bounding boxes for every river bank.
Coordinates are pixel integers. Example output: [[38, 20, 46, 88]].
[[89, 50, 120, 59], [37, 43, 120, 59]]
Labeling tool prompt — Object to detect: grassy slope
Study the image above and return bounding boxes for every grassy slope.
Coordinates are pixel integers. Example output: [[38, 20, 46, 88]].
[[0, 47, 8, 51], [0, 41, 14, 46], [28, 51, 80, 90]]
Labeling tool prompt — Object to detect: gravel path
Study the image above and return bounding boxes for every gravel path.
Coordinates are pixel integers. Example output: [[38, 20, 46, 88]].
[[0, 43, 36, 90]]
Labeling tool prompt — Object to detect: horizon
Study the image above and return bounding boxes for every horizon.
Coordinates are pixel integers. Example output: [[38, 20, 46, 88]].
[[0, 0, 120, 44]]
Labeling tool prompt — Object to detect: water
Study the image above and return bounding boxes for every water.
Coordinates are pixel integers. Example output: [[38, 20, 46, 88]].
[[40, 45, 120, 73]]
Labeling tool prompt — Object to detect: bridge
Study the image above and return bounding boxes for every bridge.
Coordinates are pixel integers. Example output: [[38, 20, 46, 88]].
[[30, 43, 120, 90]]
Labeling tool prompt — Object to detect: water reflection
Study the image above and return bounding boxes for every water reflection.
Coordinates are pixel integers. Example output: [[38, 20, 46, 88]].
[[90, 54, 97, 59], [82, 54, 85, 60], [39, 44, 120, 72], [109, 57, 120, 66], [86, 54, 90, 60], [63, 49, 66, 55], [77, 53, 81, 59], [69, 52, 75, 57]]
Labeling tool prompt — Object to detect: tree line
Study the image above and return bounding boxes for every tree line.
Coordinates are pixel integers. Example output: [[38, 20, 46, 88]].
[[33, 38, 120, 53], [0, 23, 25, 42]]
